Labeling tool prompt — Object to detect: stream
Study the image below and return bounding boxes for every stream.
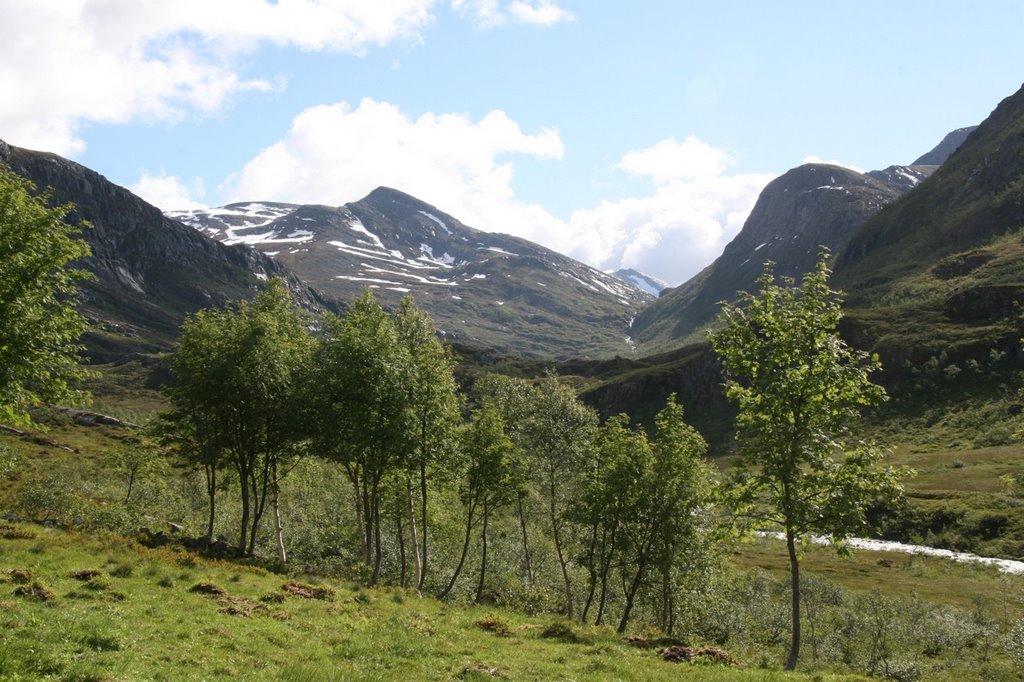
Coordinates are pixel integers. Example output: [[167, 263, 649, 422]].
[[759, 532, 1024, 575]]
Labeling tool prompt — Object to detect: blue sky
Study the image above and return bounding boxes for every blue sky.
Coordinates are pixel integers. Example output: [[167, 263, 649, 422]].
[[2, 1, 1022, 285]]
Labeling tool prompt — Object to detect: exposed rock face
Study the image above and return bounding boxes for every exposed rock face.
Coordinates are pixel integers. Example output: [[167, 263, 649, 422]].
[[171, 187, 653, 359], [630, 163, 924, 352], [0, 140, 330, 361], [912, 126, 978, 165]]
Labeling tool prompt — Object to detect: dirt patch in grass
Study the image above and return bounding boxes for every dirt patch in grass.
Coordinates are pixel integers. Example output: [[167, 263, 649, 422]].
[[282, 582, 334, 601], [3, 568, 34, 585], [14, 581, 55, 602], [459, 663, 503, 678], [189, 582, 226, 596], [216, 595, 268, 618], [70, 569, 103, 581], [658, 645, 737, 666], [539, 622, 587, 643], [0, 524, 35, 540], [476, 615, 511, 637], [623, 634, 688, 649]]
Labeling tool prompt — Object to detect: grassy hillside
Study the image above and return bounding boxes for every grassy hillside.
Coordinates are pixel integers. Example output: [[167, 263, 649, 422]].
[[2, 372, 1024, 680], [0, 525, 891, 682]]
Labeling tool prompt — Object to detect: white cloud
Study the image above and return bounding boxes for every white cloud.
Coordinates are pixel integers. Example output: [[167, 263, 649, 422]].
[[130, 172, 208, 212], [451, 0, 573, 28], [0, 0, 436, 156], [221, 100, 772, 286], [0, 0, 576, 156], [221, 98, 566, 244], [616, 136, 732, 184], [565, 174, 773, 286], [801, 155, 864, 174]]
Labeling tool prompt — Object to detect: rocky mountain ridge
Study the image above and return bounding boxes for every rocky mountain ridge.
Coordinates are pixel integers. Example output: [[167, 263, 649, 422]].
[[0, 140, 332, 361], [170, 188, 652, 359]]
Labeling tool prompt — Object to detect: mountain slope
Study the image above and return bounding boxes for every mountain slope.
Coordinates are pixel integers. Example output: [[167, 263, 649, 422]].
[[630, 162, 930, 352], [171, 188, 652, 359], [0, 141, 331, 361], [912, 126, 978, 165], [833, 85, 1024, 369], [560, 89, 1023, 436]]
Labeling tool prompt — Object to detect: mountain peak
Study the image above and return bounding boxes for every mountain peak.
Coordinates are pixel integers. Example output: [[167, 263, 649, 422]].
[[911, 126, 978, 166], [170, 188, 652, 358], [363, 186, 436, 210]]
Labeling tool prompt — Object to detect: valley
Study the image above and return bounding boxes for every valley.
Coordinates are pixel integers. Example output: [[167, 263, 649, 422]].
[[1, 71, 1023, 681]]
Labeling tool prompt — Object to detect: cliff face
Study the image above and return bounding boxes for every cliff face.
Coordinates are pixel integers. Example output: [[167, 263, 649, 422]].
[[0, 140, 329, 360], [631, 163, 924, 352]]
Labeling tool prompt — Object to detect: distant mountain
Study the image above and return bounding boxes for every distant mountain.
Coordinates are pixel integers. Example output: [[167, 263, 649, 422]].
[[912, 126, 978, 165], [630, 161, 934, 352], [610, 269, 669, 297], [0, 140, 330, 362], [559, 88, 1023, 434], [170, 188, 652, 359]]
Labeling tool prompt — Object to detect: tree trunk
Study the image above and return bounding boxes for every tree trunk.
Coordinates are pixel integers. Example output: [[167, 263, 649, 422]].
[[406, 477, 422, 590], [785, 528, 802, 671], [418, 459, 429, 591], [595, 524, 617, 626], [247, 457, 271, 557], [204, 463, 217, 541], [272, 461, 287, 564], [348, 466, 367, 565], [124, 464, 138, 505], [438, 498, 475, 599], [237, 464, 250, 555], [549, 475, 573, 618], [372, 492, 383, 585], [361, 476, 373, 567], [516, 492, 534, 586], [396, 502, 407, 587], [580, 524, 601, 624], [475, 499, 489, 604], [660, 562, 674, 635], [617, 558, 648, 634]]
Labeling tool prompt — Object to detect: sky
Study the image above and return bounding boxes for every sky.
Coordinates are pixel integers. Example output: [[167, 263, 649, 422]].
[[2, 1, 1023, 286]]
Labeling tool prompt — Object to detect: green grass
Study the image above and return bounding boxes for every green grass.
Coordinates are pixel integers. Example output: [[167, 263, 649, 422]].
[[732, 535, 1024, 621], [0, 526, 870, 681]]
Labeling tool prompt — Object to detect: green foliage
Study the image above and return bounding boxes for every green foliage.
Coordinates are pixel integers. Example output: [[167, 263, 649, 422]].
[[0, 166, 92, 426], [477, 371, 599, 614], [105, 437, 165, 505], [710, 253, 906, 669], [310, 290, 417, 579], [162, 278, 314, 555], [710, 254, 904, 541]]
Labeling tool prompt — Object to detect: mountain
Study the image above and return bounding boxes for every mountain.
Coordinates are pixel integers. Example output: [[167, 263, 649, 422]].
[[170, 188, 652, 359], [833, 85, 1024, 372], [560, 88, 1023, 438], [0, 140, 332, 362], [610, 268, 669, 297], [630, 161, 934, 352], [912, 126, 978, 165]]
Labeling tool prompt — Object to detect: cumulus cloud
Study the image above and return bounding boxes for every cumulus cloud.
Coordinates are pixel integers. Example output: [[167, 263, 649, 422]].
[[0, 0, 435, 156], [615, 136, 732, 184], [221, 100, 772, 286], [801, 155, 865, 174], [566, 173, 772, 285], [221, 98, 566, 244], [0, 1, 576, 157], [130, 171, 208, 212], [451, 0, 574, 28]]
